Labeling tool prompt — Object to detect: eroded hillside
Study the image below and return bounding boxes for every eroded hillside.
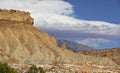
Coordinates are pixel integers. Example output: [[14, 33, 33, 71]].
[[0, 9, 117, 66]]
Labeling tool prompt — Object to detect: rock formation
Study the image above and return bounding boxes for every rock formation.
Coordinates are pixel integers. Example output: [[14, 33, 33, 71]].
[[0, 9, 34, 25], [61, 42, 67, 50], [0, 9, 117, 66]]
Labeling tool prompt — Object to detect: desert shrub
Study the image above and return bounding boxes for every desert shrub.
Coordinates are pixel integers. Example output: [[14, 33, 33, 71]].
[[27, 65, 46, 73], [0, 62, 17, 73], [37, 67, 46, 73]]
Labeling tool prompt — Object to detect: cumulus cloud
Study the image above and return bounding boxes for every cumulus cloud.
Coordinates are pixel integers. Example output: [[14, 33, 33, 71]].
[[36, 14, 120, 37]]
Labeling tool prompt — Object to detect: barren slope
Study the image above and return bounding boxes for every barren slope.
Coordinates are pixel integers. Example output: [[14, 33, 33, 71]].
[[0, 9, 117, 66]]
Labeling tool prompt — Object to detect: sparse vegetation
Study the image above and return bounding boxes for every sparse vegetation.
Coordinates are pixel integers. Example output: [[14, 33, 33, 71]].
[[0, 62, 17, 73], [27, 65, 46, 73]]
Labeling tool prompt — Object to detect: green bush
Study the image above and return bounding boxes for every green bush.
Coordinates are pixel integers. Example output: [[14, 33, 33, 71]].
[[27, 65, 46, 73], [0, 62, 17, 73], [37, 67, 46, 73]]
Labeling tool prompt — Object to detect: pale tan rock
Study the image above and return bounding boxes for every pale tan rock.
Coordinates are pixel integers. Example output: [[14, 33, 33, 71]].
[[0, 9, 117, 66], [61, 42, 67, 50], [0, 9, 34, 25]]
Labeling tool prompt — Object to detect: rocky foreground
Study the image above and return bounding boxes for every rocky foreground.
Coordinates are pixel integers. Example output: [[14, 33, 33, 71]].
[[9, 63, 120, 73], [0, 9, 119, 73], [80, 48, 120, 65]]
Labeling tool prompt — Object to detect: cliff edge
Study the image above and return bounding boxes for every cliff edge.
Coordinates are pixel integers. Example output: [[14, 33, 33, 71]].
[[0, 9, 34, 25]]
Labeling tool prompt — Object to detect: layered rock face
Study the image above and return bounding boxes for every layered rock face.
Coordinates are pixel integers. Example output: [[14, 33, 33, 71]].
[[0, 9, 34, 25], [0, 9, 117, 66]]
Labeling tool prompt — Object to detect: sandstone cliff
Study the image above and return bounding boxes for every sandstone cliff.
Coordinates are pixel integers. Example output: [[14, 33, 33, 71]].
[[0, 9, 34, 25], [0, 9, 117, 66]]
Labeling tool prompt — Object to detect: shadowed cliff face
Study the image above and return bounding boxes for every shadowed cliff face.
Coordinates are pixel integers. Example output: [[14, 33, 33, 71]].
[[0, 9, 117, 66]]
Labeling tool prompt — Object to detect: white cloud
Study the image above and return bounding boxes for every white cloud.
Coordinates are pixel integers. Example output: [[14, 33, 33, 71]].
[[78, 38, 111, 48], [0, 0, 120, 47], [35, 13, 120, 37], [0, 0, 120, 37], [0, 0, 73, 17]]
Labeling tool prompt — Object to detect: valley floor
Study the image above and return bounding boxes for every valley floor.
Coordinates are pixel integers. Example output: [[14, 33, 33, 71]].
[[9, 63, 120, 73]]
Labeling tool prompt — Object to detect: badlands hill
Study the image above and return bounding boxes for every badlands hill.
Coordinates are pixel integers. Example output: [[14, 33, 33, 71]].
[[81, 48, 120, 65], [57, 39, 94, 52], [0, 9, 117, 66]]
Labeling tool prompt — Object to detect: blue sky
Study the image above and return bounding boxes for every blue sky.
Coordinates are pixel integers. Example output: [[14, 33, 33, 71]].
[[0, 0, 120, 49], [66, 0, 120, 24], [63, 0, 120, 49]]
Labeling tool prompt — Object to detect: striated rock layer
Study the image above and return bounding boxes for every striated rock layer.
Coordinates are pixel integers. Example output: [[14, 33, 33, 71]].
[[0, 9, 34, 25], [0, 9, 117, 66]]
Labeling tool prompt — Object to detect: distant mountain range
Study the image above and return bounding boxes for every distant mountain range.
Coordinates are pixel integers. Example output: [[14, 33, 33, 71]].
[[58, 39, 120, 65], [57, 39, 94, 52]]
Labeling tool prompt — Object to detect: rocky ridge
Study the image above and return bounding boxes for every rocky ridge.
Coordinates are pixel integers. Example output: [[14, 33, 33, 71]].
[[0, 9, 117, 66]]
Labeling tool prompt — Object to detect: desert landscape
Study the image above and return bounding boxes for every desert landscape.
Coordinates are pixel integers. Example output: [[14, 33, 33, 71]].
[[0, 9, 119, 73]]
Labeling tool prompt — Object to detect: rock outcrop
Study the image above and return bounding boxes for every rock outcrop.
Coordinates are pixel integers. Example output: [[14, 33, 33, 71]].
[[0, 9, 117, 66], [61, 42, 67, 50], [0, 9, 34, 25]]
